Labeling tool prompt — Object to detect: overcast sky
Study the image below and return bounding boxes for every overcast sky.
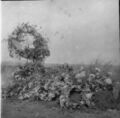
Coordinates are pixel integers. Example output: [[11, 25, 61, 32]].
[[1, 0, 120, 65]]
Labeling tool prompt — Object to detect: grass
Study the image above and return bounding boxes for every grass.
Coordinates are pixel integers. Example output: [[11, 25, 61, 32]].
[[2, 99, 120, 118]]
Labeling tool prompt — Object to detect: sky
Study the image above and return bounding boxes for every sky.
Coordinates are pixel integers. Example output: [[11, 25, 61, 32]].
[[1, 0, 120, 65]]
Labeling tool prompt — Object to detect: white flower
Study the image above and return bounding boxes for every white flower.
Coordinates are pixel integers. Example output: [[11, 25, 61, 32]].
[[95, 67, 101, 73], [105, 78, 112, 84], [89, 74, 95, 78], [75, 71, 86, 79], [88, 74, 95, 81], [48, 92, 55, 99], [85, 93, 93, 99]]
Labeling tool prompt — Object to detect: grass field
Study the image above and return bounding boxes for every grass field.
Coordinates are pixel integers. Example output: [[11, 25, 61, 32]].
[[2, 99, 120, 118], [1, 61, 120, 118]]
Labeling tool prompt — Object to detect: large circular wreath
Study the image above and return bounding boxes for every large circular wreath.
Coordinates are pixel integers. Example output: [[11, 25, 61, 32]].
[[8, 23, 50, 62]]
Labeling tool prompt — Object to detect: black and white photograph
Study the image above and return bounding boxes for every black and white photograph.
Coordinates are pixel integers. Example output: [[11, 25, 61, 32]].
[[1, 0, 120, 118]]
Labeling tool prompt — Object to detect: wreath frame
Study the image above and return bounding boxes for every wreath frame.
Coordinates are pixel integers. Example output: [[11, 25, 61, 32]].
[[8, 23, 50, 62]]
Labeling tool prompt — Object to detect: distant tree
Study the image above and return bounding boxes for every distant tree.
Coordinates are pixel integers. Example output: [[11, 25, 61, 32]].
[[7, 23, 50, 64]]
